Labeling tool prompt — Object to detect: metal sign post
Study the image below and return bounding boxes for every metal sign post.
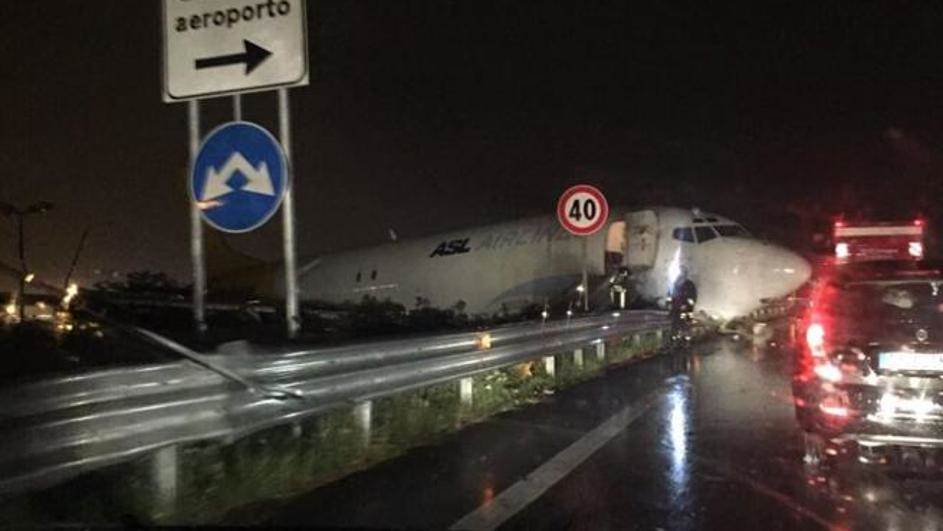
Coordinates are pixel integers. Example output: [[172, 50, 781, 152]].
[[557, 184, 610, 313], [581, 238, 589, 311], [233, 94, 243, 121], [278, 89, 300, 338], [188, 100, 207, 332]]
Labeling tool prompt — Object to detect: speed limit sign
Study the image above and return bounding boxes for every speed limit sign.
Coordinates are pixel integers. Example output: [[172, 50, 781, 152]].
[[557, 184, 609, 236]]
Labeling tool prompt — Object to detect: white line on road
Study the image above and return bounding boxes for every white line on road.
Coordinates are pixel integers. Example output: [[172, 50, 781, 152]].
[[450, 380, 672, 531]]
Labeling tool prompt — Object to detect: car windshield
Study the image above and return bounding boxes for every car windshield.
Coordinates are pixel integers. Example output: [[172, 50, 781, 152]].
[[834, 279, 943, 324]]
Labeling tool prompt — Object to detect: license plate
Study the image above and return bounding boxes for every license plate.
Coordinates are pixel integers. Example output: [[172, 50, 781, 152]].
[[879, 352, 943, 372]]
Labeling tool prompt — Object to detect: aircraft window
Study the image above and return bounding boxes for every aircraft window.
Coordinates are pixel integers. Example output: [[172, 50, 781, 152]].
[[705, 217, 718, 222], [715, 225, 749, 238], [356, 272, 362, 282], [672, 227, 695, 243], [371, 270, 377, 280], [695, 226, 718, 243]]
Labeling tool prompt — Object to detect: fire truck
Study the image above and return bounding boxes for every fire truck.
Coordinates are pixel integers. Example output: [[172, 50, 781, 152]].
[[831, 219, 926, 264]]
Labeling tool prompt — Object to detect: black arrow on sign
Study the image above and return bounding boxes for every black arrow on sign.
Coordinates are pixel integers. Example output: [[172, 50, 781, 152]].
[[194, 40, 272, 75]]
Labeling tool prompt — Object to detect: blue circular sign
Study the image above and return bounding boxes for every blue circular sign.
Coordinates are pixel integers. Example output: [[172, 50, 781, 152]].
[[190, 121, 287, 233]]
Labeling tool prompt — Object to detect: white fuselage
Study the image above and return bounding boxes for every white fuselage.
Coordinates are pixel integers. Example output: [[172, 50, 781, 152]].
[[271, 206, 811, 321]]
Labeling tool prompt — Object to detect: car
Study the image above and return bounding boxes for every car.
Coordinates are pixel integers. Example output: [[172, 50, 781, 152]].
[[793, 260, 943, 473]]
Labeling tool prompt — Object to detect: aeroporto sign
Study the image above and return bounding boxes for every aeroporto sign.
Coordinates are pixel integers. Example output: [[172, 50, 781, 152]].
[[162, 0, 309, 102]]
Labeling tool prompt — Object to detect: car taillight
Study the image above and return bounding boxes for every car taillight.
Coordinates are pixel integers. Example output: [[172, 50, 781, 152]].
[[909, 241, 923, 258], [806, 322, 825, 357], [835, 242, 849, 259]]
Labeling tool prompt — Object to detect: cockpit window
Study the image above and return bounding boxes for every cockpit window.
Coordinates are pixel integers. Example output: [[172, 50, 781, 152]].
[[695, 226, 718, 243], [672, 227, 695, 243], [714, 225, 749, 238]]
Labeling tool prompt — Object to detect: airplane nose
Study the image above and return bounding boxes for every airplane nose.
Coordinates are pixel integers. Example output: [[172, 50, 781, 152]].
[[764, 246, 812, 294]]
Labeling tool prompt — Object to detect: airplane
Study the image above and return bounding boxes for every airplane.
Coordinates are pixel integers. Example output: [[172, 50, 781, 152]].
[[214, 206, 812, 324]]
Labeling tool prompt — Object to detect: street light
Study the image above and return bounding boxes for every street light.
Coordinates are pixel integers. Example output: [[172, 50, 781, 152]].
[[0, 201, 54, 321]]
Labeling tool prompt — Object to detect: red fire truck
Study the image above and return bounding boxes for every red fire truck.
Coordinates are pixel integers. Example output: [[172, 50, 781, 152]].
[[832, 219, 925, 264]]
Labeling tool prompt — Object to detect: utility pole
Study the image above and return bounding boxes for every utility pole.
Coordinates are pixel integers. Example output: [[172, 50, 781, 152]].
[[0, 201, 54, 321]]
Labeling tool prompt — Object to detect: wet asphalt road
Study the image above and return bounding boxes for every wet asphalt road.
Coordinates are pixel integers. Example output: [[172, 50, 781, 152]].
[[263, 324, 943, 530]]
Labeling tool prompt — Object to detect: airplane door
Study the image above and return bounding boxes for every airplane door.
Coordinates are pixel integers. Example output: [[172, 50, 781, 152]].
[[626, 210, 658, 270]]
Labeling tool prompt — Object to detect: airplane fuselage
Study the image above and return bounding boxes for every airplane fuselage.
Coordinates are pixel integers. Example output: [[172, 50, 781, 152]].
[[265, 206, 811, 321]]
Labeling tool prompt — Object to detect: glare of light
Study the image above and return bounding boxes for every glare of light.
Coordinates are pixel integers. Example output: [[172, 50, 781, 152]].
[[834, 220, 845, 228], [61, 283, 79, 308], [878, 393, 898, 418], [476, 332, 492, 350], [4, 302, 15, 316], [806, 323, 825, 356], [819, 403, 848, 417], [668, 387, 688, 494], [913, 394, 936, 422], [576, 284, 585, 293], [36, 301, 46, 310], [908, 241, 923, 258], [611, 312, 621, 318], [878, 392, 941, 423], [196, 199, 223, 210], [813, 363, 842, 382], [835, 242, 850, 259], [914, 219, 924, 227], [566, 310, 573, 317], [601, 325, 610, 330], [666, 247, 682, 292], [541, 310, 549, 320], [23, 273, 35, 284]]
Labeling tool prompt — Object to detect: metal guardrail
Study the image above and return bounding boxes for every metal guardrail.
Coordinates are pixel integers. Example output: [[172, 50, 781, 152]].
[[0, 310, 670, 496]]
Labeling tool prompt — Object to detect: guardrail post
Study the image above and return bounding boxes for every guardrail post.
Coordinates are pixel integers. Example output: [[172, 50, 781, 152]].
[[595, 341, 606, 360], [633, 333, 640, 346], [543, 356, 555, 377], [573, 348, 583, 367], [460, 377, 474, 407], [151, 445, 178, 519], [353, 401, 372, 449]]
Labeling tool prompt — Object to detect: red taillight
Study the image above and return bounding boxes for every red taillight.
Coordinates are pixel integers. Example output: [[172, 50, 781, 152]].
[[806, 323, 825, 356], [915, 219, 924, 227], [834, 220, 845, 228]]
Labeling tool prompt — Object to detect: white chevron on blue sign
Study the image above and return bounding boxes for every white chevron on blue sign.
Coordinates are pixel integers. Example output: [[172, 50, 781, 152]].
[[191, 121, 287, 233]]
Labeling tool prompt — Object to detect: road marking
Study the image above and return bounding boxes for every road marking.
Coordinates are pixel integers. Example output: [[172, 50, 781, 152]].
[[450, 383, 669, 531]]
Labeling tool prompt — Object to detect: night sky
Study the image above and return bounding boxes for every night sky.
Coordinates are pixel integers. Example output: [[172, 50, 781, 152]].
[[3, 1, 943, 289]]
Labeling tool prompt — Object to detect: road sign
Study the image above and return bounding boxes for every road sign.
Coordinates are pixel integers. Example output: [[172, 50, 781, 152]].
[[557, 184, 609, 236], [191, 121, 287, 233], [162, 0, 309, 102]]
